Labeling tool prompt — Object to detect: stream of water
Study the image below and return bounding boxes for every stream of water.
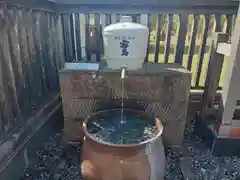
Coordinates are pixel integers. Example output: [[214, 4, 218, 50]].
[[120, 76, 124, 124], [120, 68, 126, 125], [86, 68, 158, 144]]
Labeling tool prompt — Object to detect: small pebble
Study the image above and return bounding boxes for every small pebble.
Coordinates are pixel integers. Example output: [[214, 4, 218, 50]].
[[19, 119, 240, 180]]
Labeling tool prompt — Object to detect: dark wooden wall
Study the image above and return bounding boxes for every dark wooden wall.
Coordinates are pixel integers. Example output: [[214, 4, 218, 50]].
[[0, 3, 64, 137]]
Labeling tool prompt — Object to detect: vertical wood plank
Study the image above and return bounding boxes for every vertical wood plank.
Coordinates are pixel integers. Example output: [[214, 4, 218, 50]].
[[222, 15, 227, 34], [0, 5, 10, 130], [232, 15, 236, 34], [41, 12, 53, 93], [79, 14, 86, 59], [44, 13, 52, 91], [62, 14, 72, 62], [46, 13, 57, 91], [116, 14, 121, 22], [68, 14, 74, 62], [111, 14, 117, 24], [201, 33, 227, 117], [8, 8, 25, 115], [0, 45, 5, 133], [195, 15, 210, 87], [140, 14, 148, 27], [52, 16, 60, 72], [94, 14, 101, 62], [70, 13, 76, 61], [72, 14, 78, 61], [187, 14, 199, 70], [105, 14, 111, 25], [62, 14, 69, 62], [215, 14, 222, 32], [74, 13, 82, 61], [51, 15, 60, 90], [225, 15, 233, 40], [100, 14, 106, 55], [140, 14, 149, 61], [175, 13, 188, 64], [0, 6, 19, 126], [145, 14, 152, 62], [17, 8, 32, 114], [136, 15, 141, 24], [164, 14, 173, 64], [154, 14, 161, 63], [32, 11, 46, 100], [85, 14, 91, 61], [57, 15, 65, 68], [39, 12, 48, 95], [132, 14, 137, 22], [26, 9, 42, 109], [100, 14, 106, 31]]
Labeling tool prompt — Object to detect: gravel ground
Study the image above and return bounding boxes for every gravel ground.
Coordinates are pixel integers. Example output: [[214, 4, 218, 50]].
[[20, 121, 240, 180]]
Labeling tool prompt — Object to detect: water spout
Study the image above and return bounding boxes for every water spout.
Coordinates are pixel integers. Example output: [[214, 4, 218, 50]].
[[121, 68, 126, 79], [120, 68, 126, 124]]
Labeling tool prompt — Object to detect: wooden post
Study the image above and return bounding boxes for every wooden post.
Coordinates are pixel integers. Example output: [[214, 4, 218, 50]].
[[200, 32, 228, 118], [221, 15, 240, 125]]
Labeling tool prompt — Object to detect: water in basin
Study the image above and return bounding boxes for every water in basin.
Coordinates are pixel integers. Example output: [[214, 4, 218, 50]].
[[87, 109, 158, 145]]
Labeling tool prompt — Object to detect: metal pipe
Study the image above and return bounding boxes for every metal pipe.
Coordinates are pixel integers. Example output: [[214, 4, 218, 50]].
[[121, 68, 126, 79]]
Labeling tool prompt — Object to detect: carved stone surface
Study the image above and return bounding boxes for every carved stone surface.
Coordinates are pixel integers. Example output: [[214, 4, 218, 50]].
[[59, 63, 191, 146]]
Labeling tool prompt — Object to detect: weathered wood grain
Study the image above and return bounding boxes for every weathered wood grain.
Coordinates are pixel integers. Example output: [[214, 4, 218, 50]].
[[187, 14, 199, 70], [32, 11, 45, 99], [8, 8, 24, 115], [57, 16, 65, 69], [164, 14, 173, 64], [225, 14, 234, 40], [46, 14, 56, 91], [0, 6, 19, 126], [18, 8, 32, 113], [175, 13, 188, 64], [25, 9, 40, 109], [0, 5, 64, 135], [201, 33, 228, 118], [145, 14, 151, 62], [74, 13, 82, 61], [195, 15, 210, 87], [154, 14, 161, 63], [94, 14, 101, 62], [0, 12, 6, 133], [214, 14, 222, 32], [62, 14, 73, 62], [85, 14, 91, 61], [51, 15, 61, 90], [70, 13, 76, 61]]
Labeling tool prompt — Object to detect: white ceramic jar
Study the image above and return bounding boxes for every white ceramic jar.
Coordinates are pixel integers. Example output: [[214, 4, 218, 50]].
[[103, 16, 149, 70]]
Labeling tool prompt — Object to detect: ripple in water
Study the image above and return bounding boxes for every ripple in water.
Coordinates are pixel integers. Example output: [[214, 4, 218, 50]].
[[87, 110, 158, 144]]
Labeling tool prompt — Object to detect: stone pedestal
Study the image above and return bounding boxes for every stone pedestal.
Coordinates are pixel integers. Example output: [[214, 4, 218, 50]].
[[59, 63, 191, 146]]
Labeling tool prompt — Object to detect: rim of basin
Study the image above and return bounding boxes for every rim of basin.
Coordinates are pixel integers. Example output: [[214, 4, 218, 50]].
[[83, 108, 163, 148]]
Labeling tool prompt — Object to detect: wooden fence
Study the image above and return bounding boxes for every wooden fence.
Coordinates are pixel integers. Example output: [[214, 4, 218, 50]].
[[61, 13, 235, 89], [0, 4, 64, 137], [0, 1, 238, 137]]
